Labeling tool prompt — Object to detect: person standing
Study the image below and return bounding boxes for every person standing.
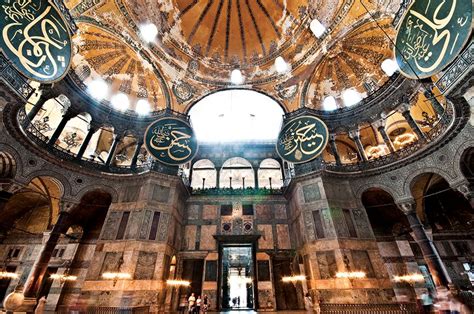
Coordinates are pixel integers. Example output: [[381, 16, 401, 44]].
[[188, 293, 196, 313], [195, 295, 202, 313], [420, 291, 433, 313], [304, 292, 314, 313], [202, 295, 209, 312]]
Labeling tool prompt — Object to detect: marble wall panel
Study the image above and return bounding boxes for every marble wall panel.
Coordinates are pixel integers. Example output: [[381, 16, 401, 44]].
[[187, 204, 200, 220], [352, 208, 373, 238], [157, 212, 170, 242], [329, 207, 349, 237], [321, 208, 336, 238], [134, 251, 157, 280], [276, 224, 291, 249], [303, 210, 316, 242], [185, 225, 197, 250], [138, 210, 153, 240], [125, 211, 142, 239], [256, 204, 272, 220], [122, 185, 140, 202], [303, 183, 321, 203], [202, 205, 218, 220], [151, 184, 170, 203], [258, 225, 274, 249], [274, 204, 287, 219], [101, 212, 121, 240], [200, 225, 217, 250], [100, 252, 123, 274]]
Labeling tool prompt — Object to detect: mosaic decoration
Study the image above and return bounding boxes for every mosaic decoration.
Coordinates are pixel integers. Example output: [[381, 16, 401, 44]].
[[395, 0, 472, 79], [144, 117, 198, 165], [277, 115, 328, 164], [0, 0, 72, 82]]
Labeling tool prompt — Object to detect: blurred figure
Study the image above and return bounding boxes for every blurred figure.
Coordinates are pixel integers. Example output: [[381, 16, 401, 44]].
[[449, 293, 469, 314], [34, 296, 47, 314], [421, 291, 433, 313], [304, 292, 313, 313], [435, 287, 450, 314], [188, 293, 196, 313], [202, 294, 209, 312]]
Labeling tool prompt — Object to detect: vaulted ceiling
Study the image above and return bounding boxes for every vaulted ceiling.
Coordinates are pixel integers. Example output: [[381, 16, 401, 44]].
[[65, 0, 404, 113]]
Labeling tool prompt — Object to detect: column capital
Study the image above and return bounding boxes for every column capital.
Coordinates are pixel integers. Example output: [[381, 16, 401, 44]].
[[453, 182, 473, 199], [396, 200, 416, 215], [372, 119, 386, 130], [329, 134, 338, 141], [59, 199, 76, 214], [348, 129, 360, 140], [398, 103, 411, 114]]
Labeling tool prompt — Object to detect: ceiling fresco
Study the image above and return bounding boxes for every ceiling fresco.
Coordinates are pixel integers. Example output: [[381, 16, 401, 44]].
[[63, 0, 404, 113]]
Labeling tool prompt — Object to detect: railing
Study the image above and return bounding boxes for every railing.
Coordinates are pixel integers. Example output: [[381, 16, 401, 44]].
[[0, 54, 35, 100], [315, 101, 456, 174], [319, 302, 418, 314], [57, 306, 149, 314], [435, 40, 473, 94], [191, 187, 284, 196], [16, 106, 161, 175]]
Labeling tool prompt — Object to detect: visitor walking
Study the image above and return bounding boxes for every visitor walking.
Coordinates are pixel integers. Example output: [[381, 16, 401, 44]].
[[202, 294, 209, 312], [421, 291, 433, 313], [195, 295, 202, 313]]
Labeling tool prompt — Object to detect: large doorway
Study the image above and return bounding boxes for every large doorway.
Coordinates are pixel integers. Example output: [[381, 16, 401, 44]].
[[221, 245, 255, 310]]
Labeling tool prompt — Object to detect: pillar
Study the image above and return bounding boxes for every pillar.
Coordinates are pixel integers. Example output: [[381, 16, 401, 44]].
[[216, 168, 220, 188], [373, 120, 395, 153], [254, 167, 259, 189], [23, 86, 54, 128], [329, 135, 342, 165], [75, 125, 97, 160], [105, 134, 122, 166], [423, 90, 445, 118], [348, 130, 367, 162], [397, 201, 452, 288], [131, 140, 144, 168], [399, 104, 425, 140], [48, 113, 74, 146], [23, 207, 72, 298]]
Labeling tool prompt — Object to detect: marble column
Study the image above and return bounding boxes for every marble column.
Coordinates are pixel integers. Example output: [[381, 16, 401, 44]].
[[399, 104, 425, 140], [105, 134, 122, 166], [397, 201, 452, 288], [216, 168, 220, 188], [131, 140, 144, 168], [254, 167, 259, 189], [23, 208, 72, 298], [329, 135, 342, 165], [23, 86, 54, 128], [423, 89, 445, 118], [48, 113, 74, 146], [348, 130, 367, 162], [373, 120, 395, 153], [75, 125, 97, 160]]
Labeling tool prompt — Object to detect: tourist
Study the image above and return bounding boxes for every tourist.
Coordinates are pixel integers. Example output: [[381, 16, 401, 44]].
[[304, 292, 314, 313], [195, 295, 202, 313], [202, 295, 209, 312], [188, 293, 196, 313], [420, 291, 433, 313]]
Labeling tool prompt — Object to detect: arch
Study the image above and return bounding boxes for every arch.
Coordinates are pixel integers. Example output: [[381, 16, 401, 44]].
[[459, 147, 474, 184], [454, 141, 474, 183], [68, 189, 112, 234], [24, 169, 70, 198], [113, 132, 138, 166], [404, 167, 456, 197], [0, 151, 16, 179], [258, 158, 283, 189], [0, 144, 24, 179], [188, 89, 285, 142], [57, 112, 92, 154], [361, 188, 410, 237], [191, 159, 217, 189], [82, 125, 115, 163], [220, 157, 255, 189], [29, 94, 71, 139], [75, 184, 119, 203], [355, 183, 401, 204]]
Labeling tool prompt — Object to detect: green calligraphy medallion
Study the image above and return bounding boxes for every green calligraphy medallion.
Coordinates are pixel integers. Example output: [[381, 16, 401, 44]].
[[0, 0, 72, 82], [276, 115, 328, 164], [395, 0, 472, 79], [144, 117, 198, 166]]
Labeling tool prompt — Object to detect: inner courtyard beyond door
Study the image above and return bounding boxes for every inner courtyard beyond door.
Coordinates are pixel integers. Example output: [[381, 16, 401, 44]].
[[221, 245, 255, 310]]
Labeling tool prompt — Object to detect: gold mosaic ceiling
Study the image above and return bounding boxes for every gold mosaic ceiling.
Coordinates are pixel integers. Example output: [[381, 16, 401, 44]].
[[65, 0, 404, 113]]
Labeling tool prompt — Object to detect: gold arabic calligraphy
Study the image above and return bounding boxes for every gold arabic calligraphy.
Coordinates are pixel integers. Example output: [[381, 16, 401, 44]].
[[1, 0, 70, 81], [279, 120, 325, 161], [400, 0, 468, 75], [149, 123, 193, 162]]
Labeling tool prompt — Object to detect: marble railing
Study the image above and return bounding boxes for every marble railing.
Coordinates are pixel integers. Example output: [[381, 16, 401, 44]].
[[319, 302, 418, 314], [191, 187, 284, 196]]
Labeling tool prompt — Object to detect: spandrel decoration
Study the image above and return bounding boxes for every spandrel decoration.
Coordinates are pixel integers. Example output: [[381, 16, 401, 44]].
[[0, 0, 72, 82], [144, 117, 198, 166], [395, 0, 472, 79], [276, 115, 328, 164]]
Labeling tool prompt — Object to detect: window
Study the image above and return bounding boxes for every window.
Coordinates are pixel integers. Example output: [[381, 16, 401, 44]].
[[7, 248, 20, 259], [242, 204, 254, 215], [312, 210, 325, 239], [343, 209, 357, 237], [221, 204, 233, 216], [116, 211, 130, 240], [149, 211, 161, 240], [189, 89, 284, 142]]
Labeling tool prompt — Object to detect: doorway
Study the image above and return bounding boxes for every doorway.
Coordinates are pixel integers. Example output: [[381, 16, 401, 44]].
[[221, 245, 255, 310]]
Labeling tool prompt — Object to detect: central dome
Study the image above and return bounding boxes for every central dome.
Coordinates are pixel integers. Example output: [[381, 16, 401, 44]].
[[124, 0, 310, 65]]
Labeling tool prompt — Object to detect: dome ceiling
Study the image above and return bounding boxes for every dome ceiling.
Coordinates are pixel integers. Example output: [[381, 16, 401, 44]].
[[64, 0, 404, 114]]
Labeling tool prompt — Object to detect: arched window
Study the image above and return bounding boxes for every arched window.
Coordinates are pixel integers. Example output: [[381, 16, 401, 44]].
[[112, 132, 138, 166], [258, 159, 283, 189], [82, 125, 115, 163], [191, 159, 217, 189], [30, 95, 71, 139], [220, 157, 254, 189], [57, 112, 91, 154]]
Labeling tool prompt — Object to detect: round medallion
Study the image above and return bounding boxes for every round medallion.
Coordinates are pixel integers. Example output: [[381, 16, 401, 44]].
[[0, 0, 72, 82], [395, 0, 472, 79], [144, 117, 198, 166], [276, 115, 328, 164]]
